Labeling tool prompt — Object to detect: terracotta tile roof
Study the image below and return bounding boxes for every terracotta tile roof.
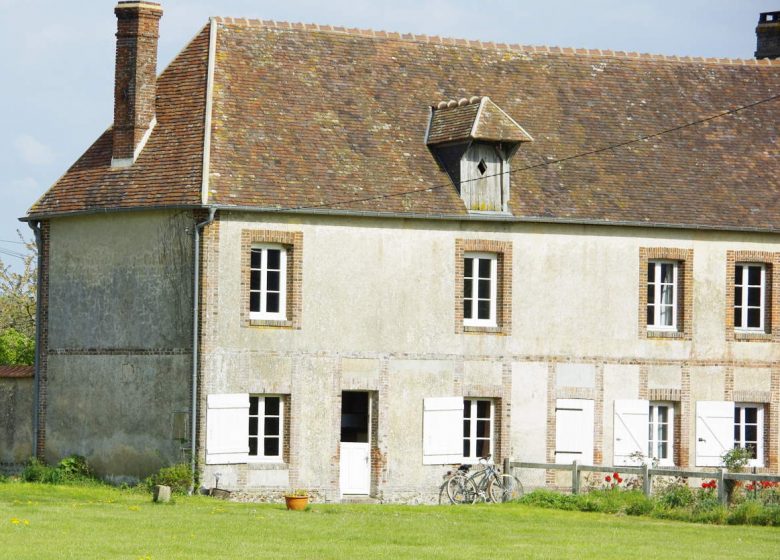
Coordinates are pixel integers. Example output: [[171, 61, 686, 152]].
[[0, 365, 34, 379], [28, 18, 780, 233], [427, 97, 533, 145], [471, 98, 533, 143], [427, 101, 481, 145]]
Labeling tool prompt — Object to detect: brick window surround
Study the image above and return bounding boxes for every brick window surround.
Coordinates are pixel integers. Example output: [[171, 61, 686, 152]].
[[241, 230, 303, 329], [725, 251, 780, 342], [639, 247, 693, 340], [455, 239, 512, 335]]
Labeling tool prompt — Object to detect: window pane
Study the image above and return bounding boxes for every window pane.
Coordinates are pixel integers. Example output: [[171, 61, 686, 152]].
[[463, 401, 471, 418], [265, 397, 280, 416], [744, 407, 757, 424], [734, 308, 742, 328], [660, 263, 673, 283], [659, 423, 668, 441], [463, 420, 470, 438], [658, 441, 668, 459], [660, 284, 673, 305], [250, 270, 261, 290], [264, 438, 279, 456], [747, 308, 761, 328], [477, 300, 490, 319], [745, 443, 757, 459], [747, 287, 761, 307], [647, 264, 654, 282], [646, 306, 654, 326], [745, 425, 757, 442], [735, 266, 743, 284], [660, 305, 673, 326], [267, 271, 280, 291], [464, 258, 473, 278], [266, 293, 280, 313], [478, 279, 491, 299], [464, 279, 473, 298], [463, 440, 471, 458], [748, 266, 761, 285], [647, 285, 655, 304], [476, 420, 490, 438], [249, 417, 258, 436], [478, 258, 491, 278], [734, 407, 741, 422], [249, 438, 258, 456], [734, 286, 742, 307], [251, 249, 262, 269], [648, 407, 655, 423], [463, 300, 472, 319], [658, 406, 668, 423], [249, 396, 259, 415], [264, 417, 280, 436], [734, 425, 740, 443], [267, 249, 281, 270], [476, 439, 489, 458], [250, 292, 260, 312], [476, 400, 490, 418]]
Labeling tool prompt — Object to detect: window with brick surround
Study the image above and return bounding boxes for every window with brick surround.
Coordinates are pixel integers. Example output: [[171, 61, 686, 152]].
[[463, 398, 494, 462], [455, 239, 512, 334], [734, 403, 764, 467], [726, 252, 779, 341], [241, 230, 303, 329], [639, 248, 692, 339], [648, 402, 674, 466], [248, 395, 284, 462]]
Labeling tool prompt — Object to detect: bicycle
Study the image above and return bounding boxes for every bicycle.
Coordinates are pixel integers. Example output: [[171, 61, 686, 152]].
[[444, 456, 523, 504]]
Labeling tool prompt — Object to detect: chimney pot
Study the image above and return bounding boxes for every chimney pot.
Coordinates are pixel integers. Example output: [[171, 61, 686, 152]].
[[112, 1, 163, 166], [755, 11, 780, 60]]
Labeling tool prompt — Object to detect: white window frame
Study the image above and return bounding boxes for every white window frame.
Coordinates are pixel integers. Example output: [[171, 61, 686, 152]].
[[249, 244, 287, 321], [648, 402, 674, 467], [463, 252, 498, 328], [248, 395, 284, 463], [734, 403, 764, 467], [647, 260, 678, 331], [462, 398, 494, 463], [734, 263, 766, 332]]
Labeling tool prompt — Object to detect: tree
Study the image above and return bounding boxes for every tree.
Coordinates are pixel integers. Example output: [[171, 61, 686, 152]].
[[0, 232, 36, 365]]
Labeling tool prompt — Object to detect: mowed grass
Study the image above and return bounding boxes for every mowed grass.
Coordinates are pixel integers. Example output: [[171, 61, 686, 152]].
[[2, 483, 779, 559]]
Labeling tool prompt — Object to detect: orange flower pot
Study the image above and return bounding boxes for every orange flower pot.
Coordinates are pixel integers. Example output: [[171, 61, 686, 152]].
[[284, 495, 309, 511]]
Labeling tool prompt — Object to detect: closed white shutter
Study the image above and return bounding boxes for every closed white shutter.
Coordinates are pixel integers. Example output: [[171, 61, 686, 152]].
[[422, 397, 463, 465], [613, 399, 649, 466], [555, 399, 594, 465], [696, 401, 734, 467], [206, 393, 250, 465]]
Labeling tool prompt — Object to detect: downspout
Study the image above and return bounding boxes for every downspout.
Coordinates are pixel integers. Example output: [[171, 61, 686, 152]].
[[190, 207, 216, 493], [28, 220, 42, 459]]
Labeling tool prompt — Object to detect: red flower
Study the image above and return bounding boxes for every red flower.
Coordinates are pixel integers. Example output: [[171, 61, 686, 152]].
[[616, 477, 623, 484], [605, 475, 612, 483], [701, 482, 708, 489], [613, 472, 620, 479]]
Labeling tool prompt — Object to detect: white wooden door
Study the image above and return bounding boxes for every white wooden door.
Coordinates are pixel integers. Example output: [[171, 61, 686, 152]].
[[613, 399, 649, 466], [555, 399, 594, 465], [340, 442, 370, 495], [696, 401, 734, 466]]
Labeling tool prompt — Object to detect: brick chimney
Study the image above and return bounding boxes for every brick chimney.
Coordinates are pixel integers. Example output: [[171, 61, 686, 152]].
[[755, 11, 780, 60], [112, 1, 163, 167]]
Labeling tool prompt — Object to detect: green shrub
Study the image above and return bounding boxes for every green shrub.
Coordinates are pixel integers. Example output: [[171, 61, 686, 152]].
[[519, 489, 579, 510], [657, 483, 694, 509], [21, 458, 61, 484], [727, 501, 780, 526], [21, 455, 97, 484], [56, 455, 93, 481], [623, 494, 654, 516], [0, 473, 7, 483], [145, 463, 192, 495]]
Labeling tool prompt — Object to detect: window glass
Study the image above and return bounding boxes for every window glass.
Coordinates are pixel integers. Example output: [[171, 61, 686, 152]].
[[248, 395, 284, 461], [463, 399, 494, 461]]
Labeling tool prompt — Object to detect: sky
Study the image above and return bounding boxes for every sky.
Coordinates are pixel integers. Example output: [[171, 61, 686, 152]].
[[0, 0, 776, 268]]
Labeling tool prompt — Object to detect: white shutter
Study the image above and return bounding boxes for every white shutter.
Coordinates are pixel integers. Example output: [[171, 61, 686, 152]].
[[613, 399, 649, 466], [422, 397, 463, 465], [206, 393, 250, 465], [555, 399, 594, 465], [696, 401, 734, 467]]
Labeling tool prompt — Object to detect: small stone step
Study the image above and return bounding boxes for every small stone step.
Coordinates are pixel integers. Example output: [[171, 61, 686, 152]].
[[340, 495, 381, 504]]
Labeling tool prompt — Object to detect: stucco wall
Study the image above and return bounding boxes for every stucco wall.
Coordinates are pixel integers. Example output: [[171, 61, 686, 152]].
[[44, 211, 193, 479], [197, 212, 779, 500], [0, 378, 33, 466]]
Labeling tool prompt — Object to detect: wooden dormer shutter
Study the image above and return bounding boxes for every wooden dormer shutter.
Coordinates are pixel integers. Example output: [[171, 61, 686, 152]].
[[460, 143, 507, 212]]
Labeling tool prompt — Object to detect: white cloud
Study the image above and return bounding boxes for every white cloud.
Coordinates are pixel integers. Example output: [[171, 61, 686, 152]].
[[14, 134, 55, 166]]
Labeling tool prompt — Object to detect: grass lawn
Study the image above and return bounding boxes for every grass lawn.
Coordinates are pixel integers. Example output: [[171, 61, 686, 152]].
[[2, 483, 779, 559]]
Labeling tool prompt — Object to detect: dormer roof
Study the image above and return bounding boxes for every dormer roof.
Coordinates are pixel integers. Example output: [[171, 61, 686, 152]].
[[427, 96, 533, 145]]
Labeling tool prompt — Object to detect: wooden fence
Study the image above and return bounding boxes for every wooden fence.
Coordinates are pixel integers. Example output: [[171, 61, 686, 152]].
[[502, 458, 780, 505]]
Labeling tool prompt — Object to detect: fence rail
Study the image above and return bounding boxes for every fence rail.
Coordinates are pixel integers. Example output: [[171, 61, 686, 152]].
[[503, 458, 780, 505]]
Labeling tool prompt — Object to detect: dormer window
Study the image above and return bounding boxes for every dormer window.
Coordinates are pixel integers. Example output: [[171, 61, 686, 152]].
[[425, 96, 533, 214]]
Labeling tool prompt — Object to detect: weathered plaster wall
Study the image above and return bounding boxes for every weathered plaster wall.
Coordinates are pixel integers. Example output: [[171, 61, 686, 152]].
[[44, 211, 193, 479], [0, 378, 33, 465], [198, 212, 779, 500]]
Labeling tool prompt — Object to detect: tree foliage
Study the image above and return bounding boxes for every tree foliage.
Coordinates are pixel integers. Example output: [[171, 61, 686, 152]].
[[0, 232, 36, 365]]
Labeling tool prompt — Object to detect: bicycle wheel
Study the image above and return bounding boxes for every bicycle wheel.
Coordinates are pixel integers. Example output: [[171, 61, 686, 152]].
[[488, 474, 524, 503], [446, 473, 478, 504]]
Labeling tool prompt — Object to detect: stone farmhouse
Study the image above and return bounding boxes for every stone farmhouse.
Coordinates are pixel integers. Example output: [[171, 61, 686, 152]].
[[12, 3, 780, 500]]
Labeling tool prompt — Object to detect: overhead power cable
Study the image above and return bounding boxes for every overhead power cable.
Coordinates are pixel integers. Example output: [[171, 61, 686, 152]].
[[276, 92, 779, 213]]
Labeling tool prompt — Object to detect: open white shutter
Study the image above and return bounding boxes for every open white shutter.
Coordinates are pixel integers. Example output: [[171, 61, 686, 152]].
[[422, 397, 463, 465], [696, 401, 734, 467], [555, 399, 594, 465], [613, 399, 649, 466], [206, 393, 250, 465]]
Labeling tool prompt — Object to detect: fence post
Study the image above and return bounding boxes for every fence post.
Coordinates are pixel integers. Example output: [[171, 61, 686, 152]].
[[503, 457, 511, 476], [642, 463, 651, 497], [717, 468, 727, 505], [571, 460, 580, 494]]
